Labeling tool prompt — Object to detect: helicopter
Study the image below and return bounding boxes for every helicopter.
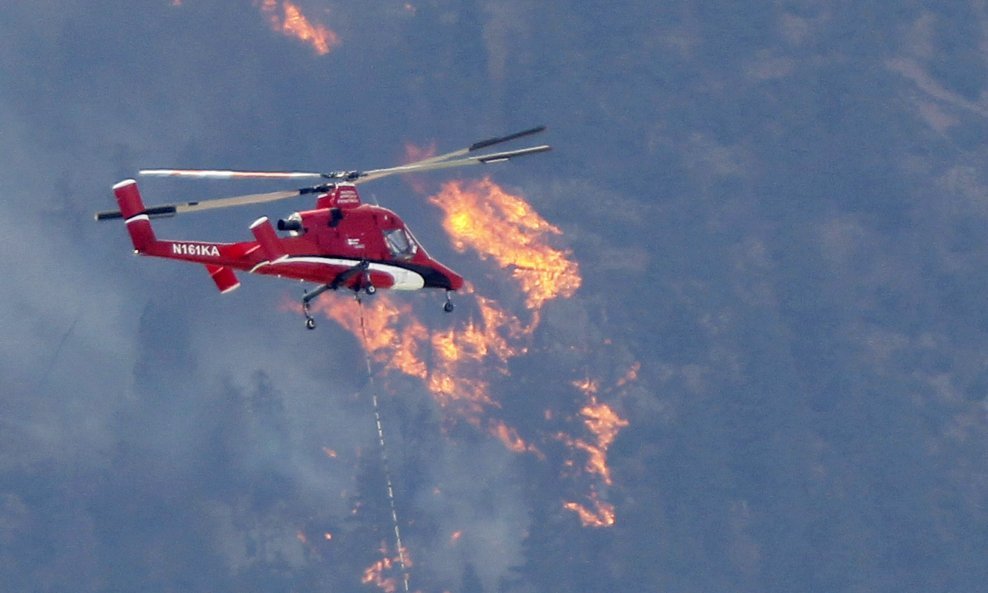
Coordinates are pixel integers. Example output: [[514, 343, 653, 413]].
[[96, 126, 550, 329]]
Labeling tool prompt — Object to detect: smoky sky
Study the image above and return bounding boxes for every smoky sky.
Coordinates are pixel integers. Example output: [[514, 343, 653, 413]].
[[3, 2, 988, 593]]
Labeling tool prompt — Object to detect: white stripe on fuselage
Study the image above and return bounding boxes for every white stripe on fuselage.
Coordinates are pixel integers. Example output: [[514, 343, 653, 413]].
[[251, 256, 426, 290]]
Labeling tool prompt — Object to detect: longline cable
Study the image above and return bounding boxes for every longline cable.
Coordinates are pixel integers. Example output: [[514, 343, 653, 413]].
[[358, 299, 411, 593]]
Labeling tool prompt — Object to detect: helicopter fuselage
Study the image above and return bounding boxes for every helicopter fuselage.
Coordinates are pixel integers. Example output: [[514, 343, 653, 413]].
[[114, 180, 463, 296], [102, 125, 549, 327]]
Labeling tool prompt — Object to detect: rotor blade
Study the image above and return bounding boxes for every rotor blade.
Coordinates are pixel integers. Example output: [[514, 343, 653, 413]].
[[136, 127, 547, 184], [140, 169, 328, 180], [355, 144, 552, 184], [169, 188, 310, 212], [94, 188, 310, 222], [402, 125, 547, 169], [95, 204, 179, 221], [470, 125, 546, 152]]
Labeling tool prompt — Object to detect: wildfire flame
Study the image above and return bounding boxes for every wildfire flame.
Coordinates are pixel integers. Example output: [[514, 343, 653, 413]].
[[171, 1, 339, 55], [563, 491, 618, 528], [430, 178, 581, 313], [258, 0, 340, 55], [313, 173, 631, 529], [316, 179, 577, 430], [491, 419, 541, 456], [361, 542, 410, 593], [559, 373, 632, 527], [327, 296, 429, 380], [565, 379, 629, 486], [362, 556, 397, 593]]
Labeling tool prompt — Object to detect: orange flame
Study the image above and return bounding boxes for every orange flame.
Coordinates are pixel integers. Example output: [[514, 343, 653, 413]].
[[258, 0, 340, 55], [559, 370, 632, 527], [430, 178, 581, 312], [563, 490, 617, 528], [313, 175, 634, 528], [362, 555, 397, 593], [361, 542, 410, 593], [490, 419, 541, 456], [318, 295, 429, 380], [566, 380, 628, 486]]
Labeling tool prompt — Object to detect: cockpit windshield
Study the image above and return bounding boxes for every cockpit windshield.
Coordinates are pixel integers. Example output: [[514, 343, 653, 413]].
[[383, 227, 418, 260]]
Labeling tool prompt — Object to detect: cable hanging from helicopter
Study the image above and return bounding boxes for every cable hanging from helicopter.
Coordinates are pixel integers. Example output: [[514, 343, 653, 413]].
[[356, 298, 411, 592]]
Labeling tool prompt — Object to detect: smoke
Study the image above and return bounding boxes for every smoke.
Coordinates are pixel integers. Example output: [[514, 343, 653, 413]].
[[412, 439, 531, 592], [304, 173, 636, 589], [0, 5, 641, 591]]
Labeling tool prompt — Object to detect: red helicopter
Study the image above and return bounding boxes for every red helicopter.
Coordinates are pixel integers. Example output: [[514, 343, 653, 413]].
[[97, 126, 550, 329]]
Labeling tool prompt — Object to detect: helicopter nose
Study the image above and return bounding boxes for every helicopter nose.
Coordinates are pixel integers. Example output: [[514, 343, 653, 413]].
[[446, 269, 465, 291], [425, 261, 463, 291]]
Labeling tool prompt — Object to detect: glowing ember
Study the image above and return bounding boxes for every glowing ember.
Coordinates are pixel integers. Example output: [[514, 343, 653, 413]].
[[616, 361, 641, 387], [362, 555, 397, 593], [490, 420, 541, 456], [258, 0, 340, 55], [361, 543, 410, 593]]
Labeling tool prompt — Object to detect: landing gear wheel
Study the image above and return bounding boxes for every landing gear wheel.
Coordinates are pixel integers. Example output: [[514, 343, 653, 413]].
[[443, 292, 455, 313], [361, 271, 376, 296], [301, 283, 333, 330]]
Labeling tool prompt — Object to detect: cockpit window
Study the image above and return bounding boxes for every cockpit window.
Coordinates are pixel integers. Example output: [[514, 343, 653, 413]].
[[383, 228, 418, 260]]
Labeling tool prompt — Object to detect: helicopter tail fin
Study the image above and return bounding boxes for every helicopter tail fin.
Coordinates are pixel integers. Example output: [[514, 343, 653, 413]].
[[249, 217, 287, 262], [206, 264, 240, 294], [113, 179, 158, 253]]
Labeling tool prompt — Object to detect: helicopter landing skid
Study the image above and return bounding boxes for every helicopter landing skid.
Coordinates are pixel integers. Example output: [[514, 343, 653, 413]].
[[301, 260, 373, 330], [301, 284, 332, 330]]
